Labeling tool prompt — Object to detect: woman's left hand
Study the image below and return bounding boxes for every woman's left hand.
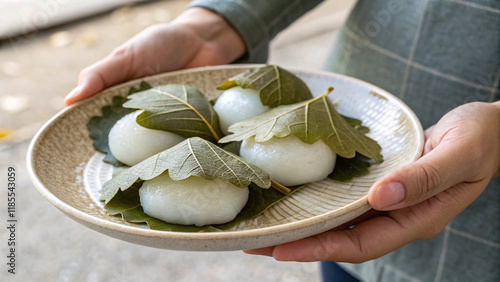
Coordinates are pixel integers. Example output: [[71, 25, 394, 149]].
[[245, 101, 500, 263]]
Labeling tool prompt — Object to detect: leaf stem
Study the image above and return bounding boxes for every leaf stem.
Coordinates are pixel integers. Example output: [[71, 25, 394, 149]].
[[301, 86, 334, 104], [271, 180, 291, 194], [324, 86, 334, 96]]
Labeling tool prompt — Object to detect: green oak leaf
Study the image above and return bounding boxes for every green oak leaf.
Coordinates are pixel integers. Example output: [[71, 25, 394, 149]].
[[123, 84, 222, 142], [128, 81, 152, 94], [214, 183, 303, 230], [221, 141, 242, 156], [86, 81, 152, 166], [104, 182, 304, 232], [87, 96, 134, 166], [99, 137, 271, 204], [328, 153, 372, 181], [217, 65, 313, 108], [330, 116, 372, 181], [219, 88, 383, 163], [341, 115, 370, 134]]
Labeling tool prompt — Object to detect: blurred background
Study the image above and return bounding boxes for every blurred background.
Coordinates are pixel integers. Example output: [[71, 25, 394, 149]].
[[0, 0, 355, 281]]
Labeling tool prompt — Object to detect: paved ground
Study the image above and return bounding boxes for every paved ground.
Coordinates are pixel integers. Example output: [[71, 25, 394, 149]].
[[0, 1, 354, 281]]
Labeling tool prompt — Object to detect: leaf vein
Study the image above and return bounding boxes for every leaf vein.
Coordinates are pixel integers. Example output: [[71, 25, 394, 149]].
[[150, 88, 220, 141], [187, 139, 205, 177]]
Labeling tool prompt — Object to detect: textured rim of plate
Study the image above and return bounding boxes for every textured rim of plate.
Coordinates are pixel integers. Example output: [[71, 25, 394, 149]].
[[27, 64, 424, 248]]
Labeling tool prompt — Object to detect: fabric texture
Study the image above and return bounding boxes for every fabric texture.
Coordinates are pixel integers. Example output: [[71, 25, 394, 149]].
[[328, 2, 500, 281], [187, 0, 323, 63], [187, 0, 500, 281]]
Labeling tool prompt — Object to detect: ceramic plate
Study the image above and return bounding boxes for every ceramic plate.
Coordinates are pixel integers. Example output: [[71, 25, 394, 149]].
[[27, 65, 424, 251]]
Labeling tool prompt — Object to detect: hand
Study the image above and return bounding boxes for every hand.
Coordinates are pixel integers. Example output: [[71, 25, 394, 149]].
[[245, 101, 500, 262], [64, 8, 245, 106]]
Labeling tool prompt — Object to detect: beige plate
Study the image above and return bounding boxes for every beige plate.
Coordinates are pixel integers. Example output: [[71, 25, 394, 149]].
[[27, 65, 424, 251]]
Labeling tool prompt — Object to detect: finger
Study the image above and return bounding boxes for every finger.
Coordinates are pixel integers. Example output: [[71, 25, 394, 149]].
[[424, 125, 435, 139], [331, 209, 385, 231], [243, 246, 274, 256], [243, 210, 384, 257], [271, 216, 411, 263], [423, 125, 436, 154], [243, 210, 382, 257], [270, 180, 486, 263], [64, 48, 133, 106], [368, 141, 473, 210]]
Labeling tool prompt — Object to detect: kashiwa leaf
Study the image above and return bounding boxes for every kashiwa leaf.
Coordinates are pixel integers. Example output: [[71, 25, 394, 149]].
[[99, 137, 271, 204], [217, 65, 313, 108], [104, 182, 304, 232], [86, 81, 152, 166], [103, 181, 142, 215], [87, 96, 134, 166], [221, 141, 242, 156], [219, 88, 383, 163], [214, 183, 304, 230], [328, 153, 372, 181], [123, 84, 222, 142], [128, 81, 152, 95], [341, 115, 370, 134]]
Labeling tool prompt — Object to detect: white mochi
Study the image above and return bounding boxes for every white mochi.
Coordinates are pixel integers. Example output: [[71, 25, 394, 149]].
[[108, 111, 184, 166], [240, 135, 337, 186], [214, 87, 270, 135], [139, 173, 249, 226]]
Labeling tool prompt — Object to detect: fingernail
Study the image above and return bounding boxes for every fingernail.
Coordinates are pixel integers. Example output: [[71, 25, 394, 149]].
[[375, 182, 405, 210], [64, 85, 83, 103]]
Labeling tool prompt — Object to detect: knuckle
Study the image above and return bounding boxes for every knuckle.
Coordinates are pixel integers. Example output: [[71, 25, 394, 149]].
[[343, 230, 369, 263], [420, 223, 444, 239], [313, 232, 346, 262], [142, 23, 163, 33], [408, 204, 448, 240], [110, 44, 129, 57], [78, 66, 92, 80], [109, 44, 132, 60], [419, 220, 446, 240], [411, 162, 441, 200], [312, 237, 329, 261]]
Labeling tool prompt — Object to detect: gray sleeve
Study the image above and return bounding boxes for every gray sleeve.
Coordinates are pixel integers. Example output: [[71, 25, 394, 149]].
[[186, 0, 323, 63]]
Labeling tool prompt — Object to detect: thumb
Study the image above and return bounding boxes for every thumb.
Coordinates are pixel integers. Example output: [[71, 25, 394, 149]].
[[64, 48, 133, 106], [368, 142, 471, 211], [64, 73, 106, 106]]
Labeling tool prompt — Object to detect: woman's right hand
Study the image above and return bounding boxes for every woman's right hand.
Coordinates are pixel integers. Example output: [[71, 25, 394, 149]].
[[64, 7, 246, 106]]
